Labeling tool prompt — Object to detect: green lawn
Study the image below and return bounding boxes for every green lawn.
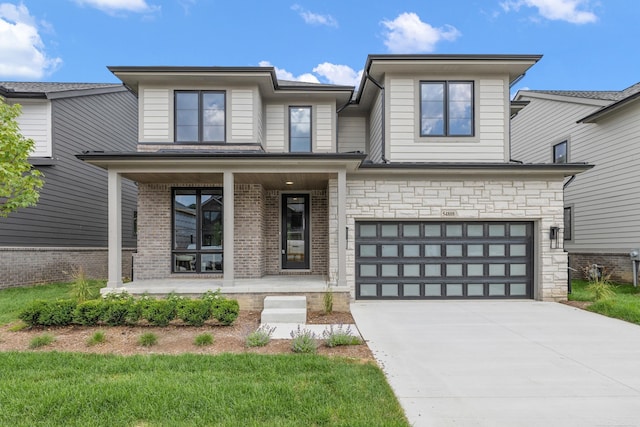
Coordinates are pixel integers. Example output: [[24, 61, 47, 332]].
[[0, 280, 104, 325], [569, 279, 640, 325], [0, 282, 409, 426], [0, 352, 408, 426]]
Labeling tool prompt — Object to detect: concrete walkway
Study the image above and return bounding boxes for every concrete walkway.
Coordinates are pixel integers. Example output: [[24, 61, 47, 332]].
[[351, 301, 640, 427]]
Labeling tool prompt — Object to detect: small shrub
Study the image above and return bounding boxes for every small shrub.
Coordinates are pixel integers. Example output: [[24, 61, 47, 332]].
[[211, 298, 239, 326], [178, 299, 212, 326], [201, 289, 222, 303], [322, 324, 362, 347], [138, 332, 158, 347], [68, 266, 94, 303], [142, 299, 176, 327], [29, 333, 55, 349], [101, 292, 139, 326], [583, 264, 616, 301], [167, 292, 187, 309], [246, 324, 276, 348], [194, 333, 214, 347], [290, 325, 318, 354], [323, 285, 333, 314], [18, 300, 48, 327], [86, 331, 107, 346], [74, 300, 104, 326], [39, 300, 77, 326], [19, 300, 77, 327]]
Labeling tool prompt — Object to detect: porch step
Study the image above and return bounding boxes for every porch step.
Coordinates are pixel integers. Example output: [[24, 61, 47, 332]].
[[261, 296, 307, 324]]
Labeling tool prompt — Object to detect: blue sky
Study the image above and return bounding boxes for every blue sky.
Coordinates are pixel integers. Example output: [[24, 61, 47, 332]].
[[0, 0, 638, 94]]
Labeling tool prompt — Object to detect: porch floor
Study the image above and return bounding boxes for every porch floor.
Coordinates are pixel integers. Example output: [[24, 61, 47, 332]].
[[105, 275, 339, 296]]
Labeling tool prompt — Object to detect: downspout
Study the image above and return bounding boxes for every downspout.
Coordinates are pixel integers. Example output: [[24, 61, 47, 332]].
[[365, 72, 389, 163]]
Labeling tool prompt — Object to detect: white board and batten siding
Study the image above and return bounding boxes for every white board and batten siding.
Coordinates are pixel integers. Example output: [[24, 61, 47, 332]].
[[386, 77, 508, 162], [12, 100, 52, 157]]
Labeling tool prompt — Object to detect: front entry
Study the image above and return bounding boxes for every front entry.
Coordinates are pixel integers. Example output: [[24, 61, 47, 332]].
[[281, 194, 310, 269]]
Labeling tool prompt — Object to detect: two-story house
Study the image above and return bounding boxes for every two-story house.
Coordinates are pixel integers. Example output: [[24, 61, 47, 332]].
[[78, 54, 591, 309], [0, 83, 138, 288], [511, 82, 640, 283]]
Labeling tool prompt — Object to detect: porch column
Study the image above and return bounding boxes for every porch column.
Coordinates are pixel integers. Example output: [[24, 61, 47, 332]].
[[107, 169, 123, 288], [337, 169, 347, 287], [223, 171, 235, 284]]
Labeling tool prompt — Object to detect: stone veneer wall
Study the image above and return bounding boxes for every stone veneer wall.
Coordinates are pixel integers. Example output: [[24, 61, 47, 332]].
[[329, 177, 567, 301], [264, 190, 328, 276], [0, 248, 134, 289]]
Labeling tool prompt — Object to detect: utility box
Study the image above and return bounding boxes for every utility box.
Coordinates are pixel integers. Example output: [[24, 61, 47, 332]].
[[630, 249, 640, 261]]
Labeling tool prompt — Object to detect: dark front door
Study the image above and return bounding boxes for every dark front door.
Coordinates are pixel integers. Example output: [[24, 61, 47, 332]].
[[282, 194, 310, 269]]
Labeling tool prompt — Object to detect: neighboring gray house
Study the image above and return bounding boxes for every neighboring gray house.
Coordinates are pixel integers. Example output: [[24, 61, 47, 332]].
[[0, 82, 138, 288], [511, 82, 640, 282], [78, 54, 591, 309]]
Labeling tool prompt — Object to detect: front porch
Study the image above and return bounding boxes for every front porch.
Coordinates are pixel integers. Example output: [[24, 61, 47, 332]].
[[105, 275, 351, 311]]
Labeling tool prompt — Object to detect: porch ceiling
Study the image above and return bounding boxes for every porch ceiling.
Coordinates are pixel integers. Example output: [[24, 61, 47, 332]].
[[122, 171, 332, 189]]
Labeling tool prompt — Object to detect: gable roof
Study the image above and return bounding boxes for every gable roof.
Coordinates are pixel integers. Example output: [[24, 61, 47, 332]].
[[530, 82, 640, 102], [0, 82, 126, 99], [516, 82, 640, 123]]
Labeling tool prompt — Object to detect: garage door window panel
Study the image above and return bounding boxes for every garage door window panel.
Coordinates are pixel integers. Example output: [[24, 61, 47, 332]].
[[425, 284, 443, 296], [355, 221, 533, 300], [404, 284, 421, 297], [404, 264, 421, 277], [360, 245, 377, 257], [404, 245, 421, 257]]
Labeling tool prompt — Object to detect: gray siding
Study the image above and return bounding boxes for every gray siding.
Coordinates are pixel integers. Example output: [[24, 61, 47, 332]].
[[511, 94, 640, 252], [337, 116, 366, 153], [0, 89, 138, 248], [368, 91, 383, 162]]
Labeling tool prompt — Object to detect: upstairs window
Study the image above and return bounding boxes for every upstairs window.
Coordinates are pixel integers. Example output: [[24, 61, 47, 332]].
[[420, 81, 474, 137], [553, 141, 568, 163], [175, 91, 225, 142], [289, 106, 312, 152]]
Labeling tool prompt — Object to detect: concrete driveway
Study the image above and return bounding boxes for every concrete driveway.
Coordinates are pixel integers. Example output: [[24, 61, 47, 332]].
[[351, 301, 640, 427]]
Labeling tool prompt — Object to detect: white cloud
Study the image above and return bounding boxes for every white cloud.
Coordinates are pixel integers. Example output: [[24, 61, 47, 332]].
[[260, 60, 363, 87], [313, 63, 362, 87], [381, 12, 461, 53], [500, 0, 597, 24], [291, 4, 338, 27], [259, 61, 320, 84], [74, 0, 159, 14], [0, 3, 62, 79]]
